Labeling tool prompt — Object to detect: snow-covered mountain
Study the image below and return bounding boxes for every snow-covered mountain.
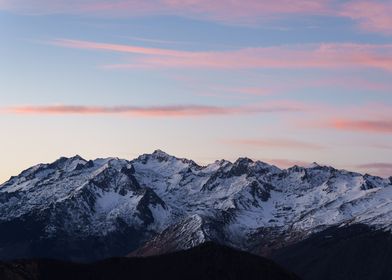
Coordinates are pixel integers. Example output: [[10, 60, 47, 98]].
[[0, 150, 391, 261]]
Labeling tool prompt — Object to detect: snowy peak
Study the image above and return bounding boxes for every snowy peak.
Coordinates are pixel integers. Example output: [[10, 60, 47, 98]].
[[149, 149, 175, 162], [137, 150, 195, 165], [47, 155, 87, 171], [131, 151, 201, 186], [234, 157, 254, 165]]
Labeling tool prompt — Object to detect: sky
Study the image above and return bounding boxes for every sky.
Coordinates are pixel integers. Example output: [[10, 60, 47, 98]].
[[1, 0, 392, 183]]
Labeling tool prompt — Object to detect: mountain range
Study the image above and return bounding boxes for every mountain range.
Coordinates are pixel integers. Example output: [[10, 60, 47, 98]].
[[1, 150, 392, 280]]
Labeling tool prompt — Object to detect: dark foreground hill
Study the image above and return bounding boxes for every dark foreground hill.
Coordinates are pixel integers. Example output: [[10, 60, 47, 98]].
[[0, 242, 301, 280], [270, 224, 392, 280]]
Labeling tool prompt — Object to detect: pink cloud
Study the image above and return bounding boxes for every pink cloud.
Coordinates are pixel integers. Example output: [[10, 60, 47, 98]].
[[226, 138, 324, 149], [296, 103, 392, 134], [53, 39, 392, 72], [331, 119, 392, 133], [137, 43, 392, 71], [51, 39, 189, 57], [3, 102, 305, 118], [356, 163, 392, 177], [7, 105, 230, 117], [340, 1, 392, 35]]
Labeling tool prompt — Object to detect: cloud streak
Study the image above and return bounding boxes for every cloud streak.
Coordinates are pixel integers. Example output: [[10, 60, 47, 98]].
[[0, 0, 332, 21], [52, 39, 392, 72], [293, 103, 392, 134], [330, 119, 392, 133], [2, 1, 392, 34], [51, 39, 189, 57], [3, 102, 305, 118], [340, 1, 392, 35]]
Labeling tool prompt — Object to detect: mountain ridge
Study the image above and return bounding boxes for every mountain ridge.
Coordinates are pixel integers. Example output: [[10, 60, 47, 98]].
[[0, 150, 391, 265]]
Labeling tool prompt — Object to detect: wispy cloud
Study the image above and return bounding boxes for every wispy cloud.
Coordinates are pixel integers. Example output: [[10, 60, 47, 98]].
[[225, 138, 325, 149], [128, 43, 392, 71], [0, 0, 332, 22], [52, 39, 392, 72], [340, 1, 392, 35], [51, 39, 189, 57], [2, 1, 392, 35], [330, 119, 392, 133], [3, 102, 305, 118], [295, 103, 392, 134], [356, 163, 392, 177]]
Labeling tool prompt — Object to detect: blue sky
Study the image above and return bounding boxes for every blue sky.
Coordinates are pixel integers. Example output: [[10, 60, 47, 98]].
[[1, 0, 392, 182]]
